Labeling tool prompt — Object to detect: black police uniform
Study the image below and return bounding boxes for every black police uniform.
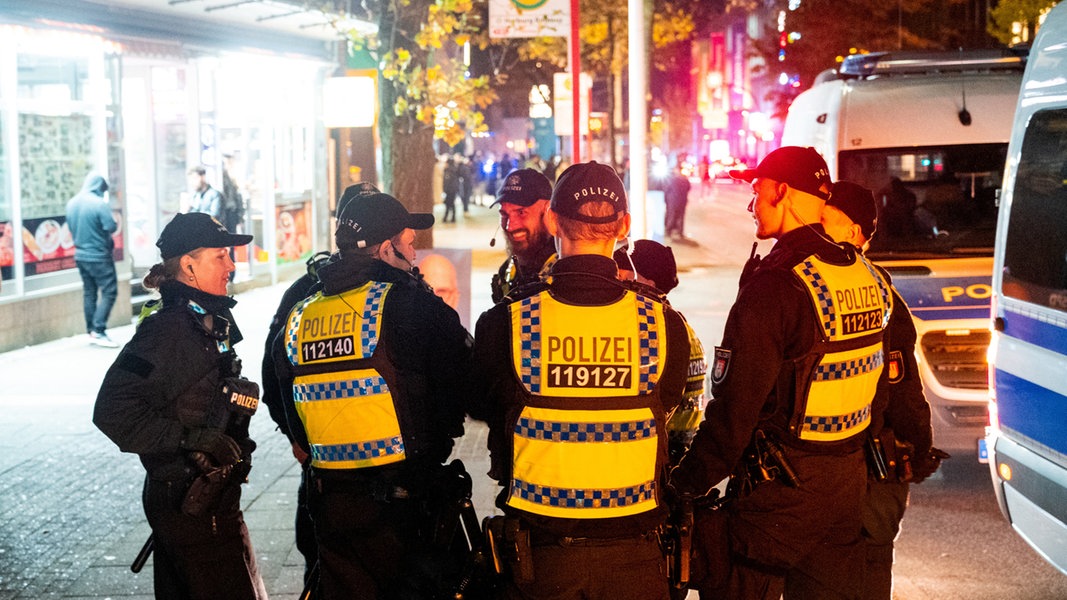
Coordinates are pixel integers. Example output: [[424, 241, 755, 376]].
[[470, 254, 695, 599], [273, 253, 473, 600], [94, 280, 265, 600], [490, 236, 556, 304], [858, 276, 936, 600], [671, 225, 892, 599], [260, 252, 332, 584]]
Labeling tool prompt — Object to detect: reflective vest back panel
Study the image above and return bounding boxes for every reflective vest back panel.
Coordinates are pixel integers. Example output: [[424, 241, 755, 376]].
[[791, 255, 892, 442], [506, 289, 668, 519], [284, 281, 406, 469]]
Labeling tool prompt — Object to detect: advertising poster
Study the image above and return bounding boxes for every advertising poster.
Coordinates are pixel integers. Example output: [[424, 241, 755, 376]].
[[9, 210, 125, 277], [415, 248, 472, 330], [276, 201, 313, 264]]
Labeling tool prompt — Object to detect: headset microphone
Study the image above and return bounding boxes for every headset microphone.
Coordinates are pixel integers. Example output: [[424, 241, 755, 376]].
[[392, 246, 413, 269], [489, 224, 501, 247]]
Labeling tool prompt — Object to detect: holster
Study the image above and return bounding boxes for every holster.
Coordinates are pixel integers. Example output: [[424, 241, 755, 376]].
[[664, 495, 694, 589], [867, 429, 915, 483], [485, 516, 534, 584], [181, 457, 251, 517]]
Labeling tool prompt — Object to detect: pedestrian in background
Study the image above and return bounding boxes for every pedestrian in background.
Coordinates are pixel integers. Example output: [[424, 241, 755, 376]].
[[469, 162, 700, 599], [664, 162, 692, 241], [821, 180, 948, 600], [188, 165, 224, 221], [670, 147, 893, 599], [442, 156, 460, 223], [93, 212, 265, 599], [273, 192, 473, 599], [260, 181, 381, 587], [65, 172, 119, 347], [490, 168, 556, 303]]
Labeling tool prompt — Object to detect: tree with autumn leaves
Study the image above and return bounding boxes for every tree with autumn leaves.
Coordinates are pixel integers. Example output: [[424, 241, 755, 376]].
[[343, 0, 707, 242]]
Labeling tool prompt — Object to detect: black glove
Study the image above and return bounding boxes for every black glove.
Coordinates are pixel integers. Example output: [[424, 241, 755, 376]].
[[181, 428, 242, 466], [911, 447, 950, 483]]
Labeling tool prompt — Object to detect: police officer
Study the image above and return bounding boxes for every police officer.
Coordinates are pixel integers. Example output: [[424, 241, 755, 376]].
[[821, 180, 947, 600], [94, 212, 266, 599], [669, 147, 893, 599], [273, 192, 473, 599], [614, 239, 707, 466], [469, 162, 701, 599], [490, 168, 556, 303], [260, 181, 380, 585]]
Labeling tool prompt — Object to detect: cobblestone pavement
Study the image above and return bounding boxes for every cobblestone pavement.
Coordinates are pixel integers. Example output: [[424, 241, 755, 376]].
[[0, 190, 740, 599]]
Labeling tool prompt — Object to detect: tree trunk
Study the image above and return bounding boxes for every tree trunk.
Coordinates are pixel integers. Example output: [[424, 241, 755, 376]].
[[391, 124, 437, 249], [377, 0, 438, 249]]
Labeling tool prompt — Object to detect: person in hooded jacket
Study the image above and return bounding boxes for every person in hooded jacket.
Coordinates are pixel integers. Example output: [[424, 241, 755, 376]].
[[93, 212, 266, 599], [66, 172, 119, 347]]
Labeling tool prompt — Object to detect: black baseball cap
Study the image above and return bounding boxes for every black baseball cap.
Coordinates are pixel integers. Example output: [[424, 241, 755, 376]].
[[730, 146, 832, 200], [336, 192, 434, 248], [157, 212, 253, 259], [493, 168, 553, 207], [335, 182, 382, 217], [614, 239, 679, 294], [551, 161, 628, 224], [827, 180, 878, 239]]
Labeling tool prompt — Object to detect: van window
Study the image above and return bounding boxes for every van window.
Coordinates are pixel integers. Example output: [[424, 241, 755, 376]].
[[839, 144, 1005, 259], [1001, 108, 1067, 311]]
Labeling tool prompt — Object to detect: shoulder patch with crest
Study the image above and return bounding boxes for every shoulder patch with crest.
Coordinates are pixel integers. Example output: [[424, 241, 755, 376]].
[[887, 350, 904, 384], [711, 347, 732, 385]]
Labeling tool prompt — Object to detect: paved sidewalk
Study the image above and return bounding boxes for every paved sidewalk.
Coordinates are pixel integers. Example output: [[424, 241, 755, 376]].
[[0, 189, 745, 599]]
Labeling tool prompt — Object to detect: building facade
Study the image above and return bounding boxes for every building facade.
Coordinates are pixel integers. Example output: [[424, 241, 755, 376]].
[[0, 1, 345, 352]]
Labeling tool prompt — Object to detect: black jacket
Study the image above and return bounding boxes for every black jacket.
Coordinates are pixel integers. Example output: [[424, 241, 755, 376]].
[[671, 225, 889, 495], [94, 281, 252, 480], [272, 254, 473, 469]]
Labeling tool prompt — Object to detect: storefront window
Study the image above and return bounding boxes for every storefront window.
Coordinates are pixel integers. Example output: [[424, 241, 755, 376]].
[[0, 118, 11, 288], [17, 53, 98, 278]]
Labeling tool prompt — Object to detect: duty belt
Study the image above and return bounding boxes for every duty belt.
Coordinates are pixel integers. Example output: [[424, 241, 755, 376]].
[[311, 473, 412, 501], [526, 525, 658, 548]]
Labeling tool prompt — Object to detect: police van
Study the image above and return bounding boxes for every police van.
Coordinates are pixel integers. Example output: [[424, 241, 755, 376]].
[[987, 1, 1067, 575], [781, 49, 1026, 457]]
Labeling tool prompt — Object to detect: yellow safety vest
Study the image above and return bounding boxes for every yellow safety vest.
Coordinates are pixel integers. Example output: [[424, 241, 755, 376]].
[[506, 289, 668, 519], [284, 281, 406, 470], [790, 254, 892, 443]]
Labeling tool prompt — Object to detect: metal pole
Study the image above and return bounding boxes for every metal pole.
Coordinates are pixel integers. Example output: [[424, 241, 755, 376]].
[[570, 0, 581, 162], [627, 0, 648, 238]]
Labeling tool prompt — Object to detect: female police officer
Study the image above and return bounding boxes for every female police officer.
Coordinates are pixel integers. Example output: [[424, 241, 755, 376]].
[[94, 212, 266, 599]]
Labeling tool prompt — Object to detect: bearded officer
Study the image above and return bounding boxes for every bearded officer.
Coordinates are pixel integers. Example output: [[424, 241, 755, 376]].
[[273, 192, 473, 599], [491, 168, 557, 303], [469, 161, 700, 599], [670, 147, 894, 599]]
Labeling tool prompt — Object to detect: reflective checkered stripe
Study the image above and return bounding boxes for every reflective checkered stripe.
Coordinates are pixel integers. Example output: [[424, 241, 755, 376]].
[[803, 405, 872, 435], [516, 295, 543, 393], [286, 282, 406, 470], [510, 480, 656, 510], [507, 407, 659, 518], [813, 350, 884, 381], [294, 368, 406, 470], [509, 290, 666, 397], [795, 260, 838, 338], [284, 282, 390, 367], [635, 295, 660, 393], [791, 255, 890, 443]]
